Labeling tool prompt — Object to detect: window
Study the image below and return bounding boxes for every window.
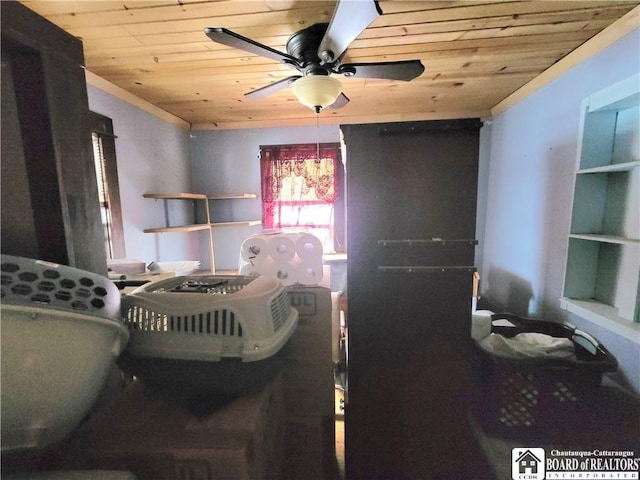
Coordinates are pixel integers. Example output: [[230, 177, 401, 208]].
[[90, 111, 125, 259], [260, 143, 344, 253]]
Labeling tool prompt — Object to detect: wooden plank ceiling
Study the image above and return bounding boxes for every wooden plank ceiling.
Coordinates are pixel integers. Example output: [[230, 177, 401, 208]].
[[20, 0, 640, 129]]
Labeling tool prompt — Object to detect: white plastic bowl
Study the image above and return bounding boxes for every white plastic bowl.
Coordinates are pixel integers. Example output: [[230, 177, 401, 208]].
[[147, 260, 200, 276], [1, 304, 129, 452]]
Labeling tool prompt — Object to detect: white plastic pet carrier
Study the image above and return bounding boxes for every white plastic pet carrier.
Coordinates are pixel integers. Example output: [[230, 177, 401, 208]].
[[119, 275, 298, 395]]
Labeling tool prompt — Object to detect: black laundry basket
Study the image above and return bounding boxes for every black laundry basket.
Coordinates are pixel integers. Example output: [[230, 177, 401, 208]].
[[471, 313, 618, 441]]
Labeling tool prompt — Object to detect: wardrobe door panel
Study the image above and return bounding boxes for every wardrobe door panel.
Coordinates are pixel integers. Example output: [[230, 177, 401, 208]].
[[344, 120, 488, 479]]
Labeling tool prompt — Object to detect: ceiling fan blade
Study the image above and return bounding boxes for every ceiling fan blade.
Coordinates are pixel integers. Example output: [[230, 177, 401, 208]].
[[244, 76, 301, 99], [339, 60, 425, 81], [317, 0, 382, 64], [205, 27, 299, 66], [329, 92, 350, 109]]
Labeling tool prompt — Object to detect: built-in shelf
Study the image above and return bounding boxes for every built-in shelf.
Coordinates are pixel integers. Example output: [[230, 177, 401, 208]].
[[143, 192, 262, 273], [576, 160, 640, 174], [560, 298, 640, 344], [568, 233, 640, 246], [561, 73, 640, 333]]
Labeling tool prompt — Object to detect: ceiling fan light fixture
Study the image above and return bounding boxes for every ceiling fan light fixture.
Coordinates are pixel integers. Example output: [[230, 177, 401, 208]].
[[292, 75, 342, 113]]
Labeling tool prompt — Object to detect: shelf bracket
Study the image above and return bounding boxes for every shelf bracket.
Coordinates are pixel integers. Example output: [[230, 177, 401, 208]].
[[378, 266, 476, 273], [378, 239, 478, 247]]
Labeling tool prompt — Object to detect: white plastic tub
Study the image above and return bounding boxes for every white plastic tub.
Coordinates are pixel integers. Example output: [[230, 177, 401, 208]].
[[0, 255, 129, 452]]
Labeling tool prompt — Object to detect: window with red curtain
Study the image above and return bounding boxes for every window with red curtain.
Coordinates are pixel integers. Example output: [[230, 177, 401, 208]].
[[260, 143, 344, 253]]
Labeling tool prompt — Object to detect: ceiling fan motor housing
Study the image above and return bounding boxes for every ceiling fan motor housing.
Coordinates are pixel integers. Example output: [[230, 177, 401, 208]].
[[286, 23, 335, 73]]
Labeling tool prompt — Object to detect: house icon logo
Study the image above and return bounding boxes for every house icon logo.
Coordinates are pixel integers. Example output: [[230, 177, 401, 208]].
[[512, 448, 545, 480]]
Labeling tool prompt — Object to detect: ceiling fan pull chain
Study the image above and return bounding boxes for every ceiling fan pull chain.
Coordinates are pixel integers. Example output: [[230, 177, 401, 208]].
[[316, 113, 321, 163]]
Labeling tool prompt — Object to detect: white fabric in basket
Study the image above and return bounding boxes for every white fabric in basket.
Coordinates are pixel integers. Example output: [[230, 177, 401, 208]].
[[479, 332, 575, 360]]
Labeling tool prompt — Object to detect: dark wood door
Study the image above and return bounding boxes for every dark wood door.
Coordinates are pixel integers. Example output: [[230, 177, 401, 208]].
[[1, 2, 106, 275], [343, 120, 490, 479]]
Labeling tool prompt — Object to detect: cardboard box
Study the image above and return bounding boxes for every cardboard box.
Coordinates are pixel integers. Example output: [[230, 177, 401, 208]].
[[281, 415, 338, 480], [285, 286, 334, 416], [54, 376, 285, 480]]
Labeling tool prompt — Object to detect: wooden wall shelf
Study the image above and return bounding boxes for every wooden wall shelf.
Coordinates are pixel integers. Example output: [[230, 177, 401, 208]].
[[143, 224, 211, 234], [143, 192, 261, 273]]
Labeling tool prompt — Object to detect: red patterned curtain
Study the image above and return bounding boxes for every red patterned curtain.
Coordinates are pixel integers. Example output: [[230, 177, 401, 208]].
[[260, 143, 341, 249]]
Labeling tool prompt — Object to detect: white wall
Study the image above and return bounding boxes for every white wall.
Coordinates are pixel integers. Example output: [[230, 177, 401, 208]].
[[87, 86, 196, 266], [86, 29, 639, 390], [189, 125, 341, 271], [476, 124, 493, 274], [481, 30, 640, 392]]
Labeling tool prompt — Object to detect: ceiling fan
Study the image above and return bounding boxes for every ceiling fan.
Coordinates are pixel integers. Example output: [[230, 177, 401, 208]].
[[205, 0, 425, 113]]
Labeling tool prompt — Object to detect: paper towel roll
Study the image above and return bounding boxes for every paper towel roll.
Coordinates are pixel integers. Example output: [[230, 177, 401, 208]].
[[269, 260, 297, 286], [296, 260, 323, 285], [268, 235, 296, 261], [296, 234, 323, 260], [240, 237, 269, 264], [238, 262, 263, 277], [471, 310, 493, 341]]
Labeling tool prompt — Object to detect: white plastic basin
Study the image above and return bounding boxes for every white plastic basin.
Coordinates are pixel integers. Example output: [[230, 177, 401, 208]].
[[1, 304, 129, 452]]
